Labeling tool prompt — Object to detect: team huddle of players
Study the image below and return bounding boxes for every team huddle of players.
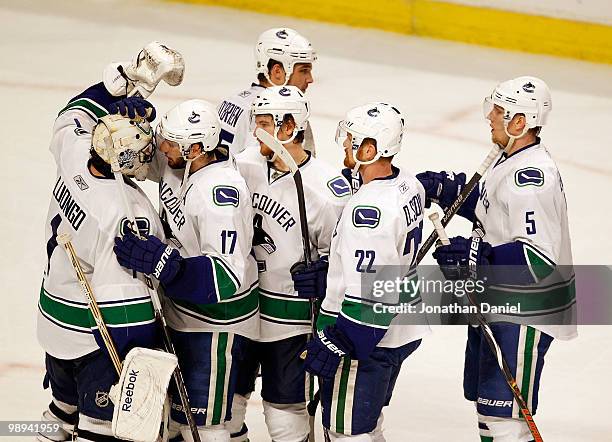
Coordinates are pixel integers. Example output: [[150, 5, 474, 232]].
[[36, 27, 575, 442]]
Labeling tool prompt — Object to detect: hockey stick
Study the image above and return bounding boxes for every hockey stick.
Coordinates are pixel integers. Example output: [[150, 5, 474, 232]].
[[255, 128, 318, 442], [57, 233, 123, 375], [414, 144, 501, 266], [112, 167, 201, 442], [429, 213, 544, 442]]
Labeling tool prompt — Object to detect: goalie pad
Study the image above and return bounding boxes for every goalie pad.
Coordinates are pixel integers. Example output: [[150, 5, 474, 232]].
[[109, 347, 178, 442], [103, 41, 185, 98]]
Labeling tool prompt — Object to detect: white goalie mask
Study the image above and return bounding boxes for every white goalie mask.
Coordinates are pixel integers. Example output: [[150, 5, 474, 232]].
[[156, 99, 221, 160], [483, 76, 552, 140], [255, 28, 317, 85], [92, 114, 154, 181], [251, 86, 310, 145], [336, 102, 405, 174]]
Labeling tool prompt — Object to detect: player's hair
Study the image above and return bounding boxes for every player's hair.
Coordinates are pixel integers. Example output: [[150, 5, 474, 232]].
[[89, 147, 114, 178], [257, 59, 283, 83], [282, 113, 305, 144]]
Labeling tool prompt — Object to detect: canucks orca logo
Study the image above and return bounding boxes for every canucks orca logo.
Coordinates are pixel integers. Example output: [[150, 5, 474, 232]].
[[188, 111, 201, 124], [279, 87, 291, 97], [367, 107, 380, 117], [515, 167, 544, 187], [119, 217, 151, 237], [352, 206, 381, 228], [522, 82, 536, 93], [275, 29, 289, 39], [253, 213, 276, 254], [213, 185, 240, 207], [327, 177, 351, 197]]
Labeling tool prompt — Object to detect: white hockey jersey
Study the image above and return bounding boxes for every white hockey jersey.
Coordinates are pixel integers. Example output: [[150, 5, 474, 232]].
[[149, 152, 260, 339], [37, 110, 164, 360], [236, 148, 351, 341], [474, 141, 576, 340], [320, 168, 431, 348], [217, 83, 316, 154]]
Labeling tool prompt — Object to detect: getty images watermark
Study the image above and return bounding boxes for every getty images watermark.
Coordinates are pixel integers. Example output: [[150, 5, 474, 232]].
[[370, 274, 522, 315]]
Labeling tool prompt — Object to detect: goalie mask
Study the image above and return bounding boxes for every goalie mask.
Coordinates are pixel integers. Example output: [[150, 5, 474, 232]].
[[255, 28, 317, 85], [336, 102, 405, 174], [156, 99, 221, 160], [92, 114, 154, 181], [251, 86, 310, 145], [483, 76, 551, 150]]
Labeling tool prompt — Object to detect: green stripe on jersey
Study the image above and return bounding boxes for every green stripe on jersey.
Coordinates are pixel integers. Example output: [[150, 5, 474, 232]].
[[58, 98, 108, 119], [211, 257, 238, 300], [173, 286, 259, 322], [259, 293, 311, 322], [39, 286, 155, 329], [316, 311, 338, 331], [525, 245, 555, 281]]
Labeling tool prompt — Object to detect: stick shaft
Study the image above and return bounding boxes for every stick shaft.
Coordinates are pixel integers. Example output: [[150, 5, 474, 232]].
[[59, 236, 123, 375]]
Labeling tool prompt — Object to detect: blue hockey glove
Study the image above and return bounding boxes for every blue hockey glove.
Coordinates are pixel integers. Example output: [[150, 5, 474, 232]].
[[303, 326, 354, 379], [108, 97, 156, 122], [114, 232, 182, 285], [290, 257, 329, 299], [341, 167, 362, 194], [416, 171, 467, 209], [432, 236, 492, 280]]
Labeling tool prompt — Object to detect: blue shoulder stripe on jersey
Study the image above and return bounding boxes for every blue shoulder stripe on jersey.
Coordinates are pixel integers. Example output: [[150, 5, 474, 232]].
[[336, 313, 386, 360], [58, 82, 118, 119]]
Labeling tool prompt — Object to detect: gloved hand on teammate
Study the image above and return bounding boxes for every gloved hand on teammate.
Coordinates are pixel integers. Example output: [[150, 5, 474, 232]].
[[290, 256, 329, 299], [416, 171, 466, 209], [432, 236, 492, 280], [114, 231, 182, 285], [108, 97, 156, 122], [303, 325, 354, 379], [341, 167, 362, 194]]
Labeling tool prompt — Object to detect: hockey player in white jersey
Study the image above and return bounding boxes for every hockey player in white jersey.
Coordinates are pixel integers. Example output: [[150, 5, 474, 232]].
[[217, 28, 317, 154], [37, 96, 164, 441], [302, 103, 430, 440], [113, 99, 259, 441], [419, 76, 576, 441], [227, 86, 351, 442]]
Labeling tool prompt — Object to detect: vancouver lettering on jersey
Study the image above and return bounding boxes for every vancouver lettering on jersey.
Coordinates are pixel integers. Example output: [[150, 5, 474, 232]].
[[52, 177, 87, 230], [159, 178, 186, 231], [218, 100, 245, 128], [252, 192, 296, 232]]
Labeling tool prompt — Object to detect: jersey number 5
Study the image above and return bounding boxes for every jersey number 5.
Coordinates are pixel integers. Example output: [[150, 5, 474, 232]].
[[525, 211, 536, 235]]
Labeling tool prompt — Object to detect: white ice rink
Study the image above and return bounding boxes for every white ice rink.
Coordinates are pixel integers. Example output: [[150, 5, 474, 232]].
[[1, 0, 611, 440]]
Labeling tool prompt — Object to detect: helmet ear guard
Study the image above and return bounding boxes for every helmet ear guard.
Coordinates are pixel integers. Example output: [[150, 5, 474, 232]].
[[92, 114, 154, 181]]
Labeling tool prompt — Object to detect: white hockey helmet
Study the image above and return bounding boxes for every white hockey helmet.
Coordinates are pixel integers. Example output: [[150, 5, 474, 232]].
[[251, 86, 310, 144], [483, 76, 552, 129], [255, 28, 317, 85], [92, 114, 154, 181], [156, 99, 221, 159], [336, 102, 405, 172]]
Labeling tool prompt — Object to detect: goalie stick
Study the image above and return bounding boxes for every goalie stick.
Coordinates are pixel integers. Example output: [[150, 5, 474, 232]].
[[255, 128, 318, 442], [429, 212, 544, 442]]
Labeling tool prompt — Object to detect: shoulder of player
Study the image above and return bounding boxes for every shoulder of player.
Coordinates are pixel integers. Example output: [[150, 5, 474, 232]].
[[302, 157, 352, 202], [185, 165, 248, 210], [504, 150, 560, 194]]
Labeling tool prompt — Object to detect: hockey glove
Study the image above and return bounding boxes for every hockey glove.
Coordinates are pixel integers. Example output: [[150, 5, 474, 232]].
[[108, 97, 156, 122], [114, 232, 182, 285], [341, 167, 361, 194], [432, 236, 492, 280], [290, 256, 329, 299], [416, 171, 467, 209], [303, 326, 354, 379]]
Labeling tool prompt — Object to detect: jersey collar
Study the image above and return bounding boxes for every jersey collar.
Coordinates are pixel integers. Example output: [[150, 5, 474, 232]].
[[267, 151, 312, 184], [371, 165, 400, 182], [494, 137, 541, 168]]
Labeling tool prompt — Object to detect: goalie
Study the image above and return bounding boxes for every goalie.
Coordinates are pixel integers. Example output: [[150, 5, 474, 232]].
[[36, 42, 184, 442]]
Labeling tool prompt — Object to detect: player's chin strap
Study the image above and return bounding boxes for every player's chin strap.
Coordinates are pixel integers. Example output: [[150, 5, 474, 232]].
[[351, 150, 382, 176], [501, 125, 529, 154], [266, 127, 298, 163]]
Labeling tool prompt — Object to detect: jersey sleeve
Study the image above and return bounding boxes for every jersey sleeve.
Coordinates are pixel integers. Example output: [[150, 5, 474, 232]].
[[162, 181, 254, 304], [310, 194, 346, 258], [489, 166, 561, 282]]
